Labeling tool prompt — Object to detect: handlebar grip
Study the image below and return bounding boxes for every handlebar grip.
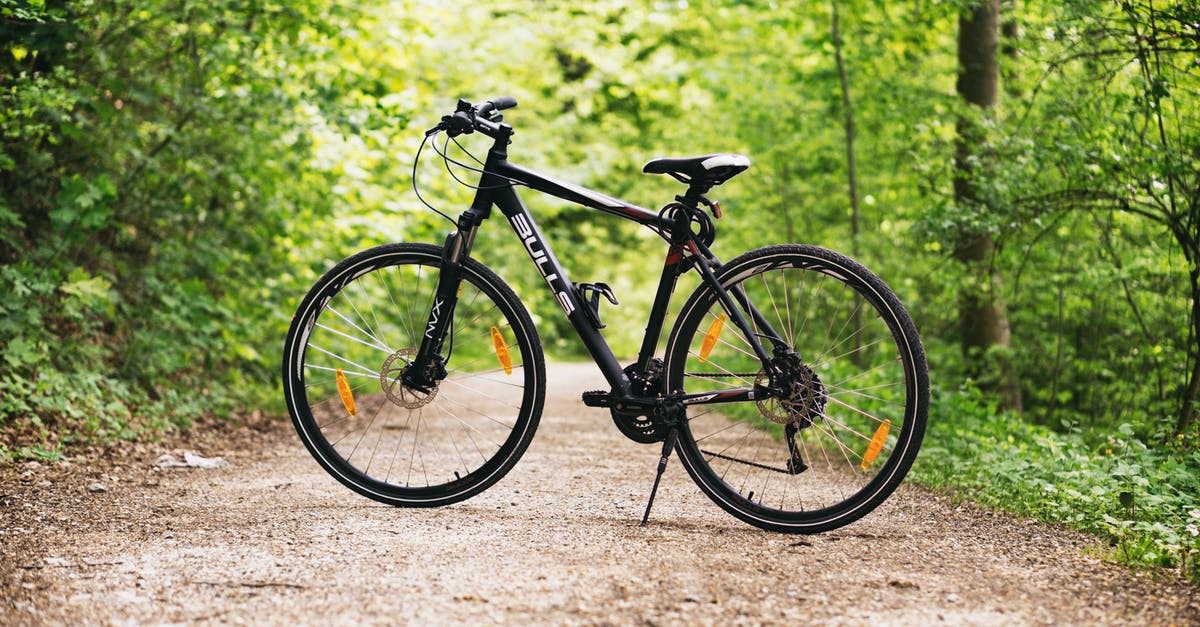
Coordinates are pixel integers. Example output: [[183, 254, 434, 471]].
[[490, 96, 518, 111], [477, 96, 518, 117]]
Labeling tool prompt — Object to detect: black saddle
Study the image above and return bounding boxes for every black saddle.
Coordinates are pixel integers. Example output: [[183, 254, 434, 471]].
[[643, 153, 750, 187]]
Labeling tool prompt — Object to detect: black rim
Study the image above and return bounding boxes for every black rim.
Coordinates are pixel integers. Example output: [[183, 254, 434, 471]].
[[283, 244, 543, 506], [666, 246, 928, 531]]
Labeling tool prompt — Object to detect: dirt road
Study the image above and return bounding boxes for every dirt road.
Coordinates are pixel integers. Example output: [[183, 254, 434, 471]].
[[2, 363, 1198, 625]]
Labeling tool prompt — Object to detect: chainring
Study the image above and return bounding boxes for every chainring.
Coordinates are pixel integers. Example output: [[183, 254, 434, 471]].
[[611, 360, 671, 443]]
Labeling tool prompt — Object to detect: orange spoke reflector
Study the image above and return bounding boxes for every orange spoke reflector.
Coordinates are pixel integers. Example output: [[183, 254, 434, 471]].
[[860, 419, 891, 469], [699, 313, 727, 363], [491, 326, 513, 375], [335, 368, 357, 417]]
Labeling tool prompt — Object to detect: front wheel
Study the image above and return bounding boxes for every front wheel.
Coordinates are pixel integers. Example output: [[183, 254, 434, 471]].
[[282, 243, 546, 507], [664, 244, 929, 533]]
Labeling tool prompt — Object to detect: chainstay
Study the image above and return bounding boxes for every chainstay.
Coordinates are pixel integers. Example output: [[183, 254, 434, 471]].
[[699, 449, 790, 474]]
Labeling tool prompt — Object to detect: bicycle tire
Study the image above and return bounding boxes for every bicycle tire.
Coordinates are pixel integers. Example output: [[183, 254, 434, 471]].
[[664, 244, 928, 533], [282, 243, 545, 507]]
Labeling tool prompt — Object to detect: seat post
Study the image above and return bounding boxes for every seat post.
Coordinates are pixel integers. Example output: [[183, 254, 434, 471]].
[[677, 183, 712, 209]]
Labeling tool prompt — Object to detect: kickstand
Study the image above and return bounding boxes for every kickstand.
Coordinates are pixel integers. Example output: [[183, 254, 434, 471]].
[[639, 426, 679, 527]]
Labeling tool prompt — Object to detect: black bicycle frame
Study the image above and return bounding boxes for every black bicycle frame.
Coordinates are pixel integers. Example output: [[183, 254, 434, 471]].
[[410, 124, 781, 407]]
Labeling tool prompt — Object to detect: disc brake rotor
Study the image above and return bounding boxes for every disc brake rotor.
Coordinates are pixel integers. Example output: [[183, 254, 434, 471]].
[[755, 359, 827, 427], [380, 348, 439, 409]]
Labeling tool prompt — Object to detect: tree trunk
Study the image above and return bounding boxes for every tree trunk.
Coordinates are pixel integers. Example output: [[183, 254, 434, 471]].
[[830, 1, 866, 365], [955, 0, 1023, 412], [1177, 266, 1200, 434], [830, 0, 860, 259]]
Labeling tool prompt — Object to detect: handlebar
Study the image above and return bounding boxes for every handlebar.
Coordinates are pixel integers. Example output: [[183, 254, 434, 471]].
[[427, 96, 518, 138], [477, 96, 517, 118]]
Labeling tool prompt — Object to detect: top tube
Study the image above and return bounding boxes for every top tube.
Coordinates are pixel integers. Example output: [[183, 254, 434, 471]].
[[492, 161, 669, 231]]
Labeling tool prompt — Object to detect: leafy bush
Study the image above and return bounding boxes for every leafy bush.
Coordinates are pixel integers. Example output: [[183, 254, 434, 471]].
[[913, 386, 1200, 580]]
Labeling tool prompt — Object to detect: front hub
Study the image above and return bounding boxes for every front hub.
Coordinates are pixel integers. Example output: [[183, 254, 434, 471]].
[[381, 348, 441, 409]]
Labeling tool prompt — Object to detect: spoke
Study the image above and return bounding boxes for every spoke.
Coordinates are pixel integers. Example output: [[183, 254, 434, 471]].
[[433, 401, 494, 466], [315, 321, 394, 355], [439, 377, 524, 411], [378, 266, 416, 343], [391, 264, 419, 342], [826, 379, 903, 395], [691, 417, 748, 445], [807, 421, 850, 504], [815, 286, 851, 367], [339, 287, 388, 358], [825, 356, 903, 389], [811, 419, 864, 473], [305, 362, 376, 379], [703, 308, 759, 358], [383, 404, 412, 485], [713, 331, 759, 361], [446, 343, 522, 376], [453, 289, 499, 338], [815, 332, 889, 372], [407, 406, 424, 487], [824, 382, 906, 408], [342, 390, 390, 465], [324, 306, 394, 355], [784, 269, 798, 346], [444, 369, 527, 389], [307, 344, 378, 379], [814, 296, 865, 365], [825, 394, 892, 427], [436, 390, 519, 430], [738, 430, 772, 496], [317, 413, 352, 431], [794, 272, 827, 348], [687, 350, 756, 387], [682, 371, 744, 390], [431, 396, 506, 452], [759, 271, 794, 347], [698, 448, 791, 474], [819, 411, 875, 445], [363, 400, 394, 476], [793, 427, 815, 509], [823, 412, 895, 459], [359, 274, 391, 353]]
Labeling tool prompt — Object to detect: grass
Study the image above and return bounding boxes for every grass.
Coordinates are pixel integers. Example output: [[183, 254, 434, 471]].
[[910, 386, 1200, 581]]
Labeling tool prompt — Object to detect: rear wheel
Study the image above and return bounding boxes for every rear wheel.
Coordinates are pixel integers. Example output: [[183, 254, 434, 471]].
[[282, 243, 545, 506], [665, 244, 928, 533]]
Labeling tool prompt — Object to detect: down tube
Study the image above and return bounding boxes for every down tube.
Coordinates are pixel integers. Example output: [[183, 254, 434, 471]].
[[491, 185, 630, 395]]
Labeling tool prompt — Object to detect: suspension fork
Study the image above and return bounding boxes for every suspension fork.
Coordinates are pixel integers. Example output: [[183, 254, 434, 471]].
[[403, 208, 485, 390]]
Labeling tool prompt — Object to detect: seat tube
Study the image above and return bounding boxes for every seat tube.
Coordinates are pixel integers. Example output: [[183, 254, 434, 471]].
[[635, 244, 688, 372]]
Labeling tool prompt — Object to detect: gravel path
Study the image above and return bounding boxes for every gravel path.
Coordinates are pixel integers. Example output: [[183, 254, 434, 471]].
[[2, 362, 1198, 625]]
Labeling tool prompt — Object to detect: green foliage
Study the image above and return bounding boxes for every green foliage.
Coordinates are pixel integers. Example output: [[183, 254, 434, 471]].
[[1, 0, 1198, 587], [913, 388, 1200, 580], [0, 0, 344, 457]]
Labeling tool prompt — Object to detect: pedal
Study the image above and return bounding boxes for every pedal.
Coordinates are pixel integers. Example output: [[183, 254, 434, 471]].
[[574, 282, 619, 329], [582, 390, 612, 408]]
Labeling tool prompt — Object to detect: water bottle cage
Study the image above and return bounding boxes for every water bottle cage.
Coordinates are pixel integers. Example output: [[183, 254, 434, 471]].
[[575, 282, 619, 329]]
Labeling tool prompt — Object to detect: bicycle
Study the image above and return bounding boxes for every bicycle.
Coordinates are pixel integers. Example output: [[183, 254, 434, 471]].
[[282, 96, 929, 533]]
